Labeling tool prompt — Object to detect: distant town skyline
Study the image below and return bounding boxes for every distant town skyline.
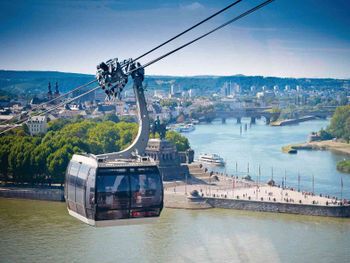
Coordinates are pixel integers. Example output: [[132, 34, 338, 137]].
[[1, 0, 350, 79]]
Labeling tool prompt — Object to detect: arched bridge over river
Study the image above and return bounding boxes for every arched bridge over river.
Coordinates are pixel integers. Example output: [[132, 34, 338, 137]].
[[199, 106, 336, 125]]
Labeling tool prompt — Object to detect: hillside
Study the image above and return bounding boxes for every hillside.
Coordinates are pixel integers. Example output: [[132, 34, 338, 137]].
[[0, 70, 94, 99], [0, 70, 349, 100]]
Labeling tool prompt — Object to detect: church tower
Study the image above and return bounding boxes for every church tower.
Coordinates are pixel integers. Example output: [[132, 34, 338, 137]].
[[47, 82, 52, 100], [54, 82, 60, 98]]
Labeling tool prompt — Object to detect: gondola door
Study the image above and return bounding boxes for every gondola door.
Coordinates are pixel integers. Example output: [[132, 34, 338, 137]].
[[85, 167, 96, 220]]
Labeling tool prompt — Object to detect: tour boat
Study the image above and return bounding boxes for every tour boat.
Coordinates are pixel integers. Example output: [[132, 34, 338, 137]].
[[197, 153, 225, 166], [171, 123, 196, 133], [179, 123, 195, 133]]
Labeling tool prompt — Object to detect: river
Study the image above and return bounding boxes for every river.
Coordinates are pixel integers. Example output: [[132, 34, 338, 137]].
[[185, 118, 350, 199], [1, 119, 350, 263]]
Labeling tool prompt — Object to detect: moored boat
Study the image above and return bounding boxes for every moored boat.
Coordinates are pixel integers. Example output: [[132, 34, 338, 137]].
[[197, 153, 225, 166]]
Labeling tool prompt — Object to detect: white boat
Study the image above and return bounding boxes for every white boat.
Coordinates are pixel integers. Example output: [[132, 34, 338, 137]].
[[197, 153, 225, 166], [168, 123, 196, 133], [179, 123, 195, 132]]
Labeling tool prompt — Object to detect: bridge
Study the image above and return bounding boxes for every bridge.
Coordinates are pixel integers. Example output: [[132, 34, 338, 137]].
[[215, 107, 276, 124], [199, 106, 336, 125]]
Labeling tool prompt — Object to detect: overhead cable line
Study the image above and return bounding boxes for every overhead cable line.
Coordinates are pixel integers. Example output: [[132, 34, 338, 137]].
[[134, 0, 243, 61], [140, 0, 274, 71], [0, 79, 97, 125], [0, 86, 100, 135], [0, 0, 274, 135], [1, 0, 244, 125]]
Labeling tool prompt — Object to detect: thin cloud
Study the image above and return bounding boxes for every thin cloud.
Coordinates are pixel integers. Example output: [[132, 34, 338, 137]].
[[180, 2, 204, 11]]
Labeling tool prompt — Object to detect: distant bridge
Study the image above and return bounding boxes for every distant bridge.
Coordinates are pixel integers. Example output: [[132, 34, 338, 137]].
[[215, 107, 276, 124], [200, 106, 336, 125]]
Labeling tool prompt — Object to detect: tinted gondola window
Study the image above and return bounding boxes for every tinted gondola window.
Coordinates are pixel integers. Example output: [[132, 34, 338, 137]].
[[96, 172, 130, 220], [130, 173, 162, 208]]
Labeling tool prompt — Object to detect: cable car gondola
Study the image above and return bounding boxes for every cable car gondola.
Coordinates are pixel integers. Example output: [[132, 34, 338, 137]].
[[65, 59, 164, 226], [65, 154, 163, 227]]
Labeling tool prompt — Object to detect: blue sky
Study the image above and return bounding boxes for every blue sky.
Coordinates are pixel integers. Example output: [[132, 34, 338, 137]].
[[0, 0, 349, 78]]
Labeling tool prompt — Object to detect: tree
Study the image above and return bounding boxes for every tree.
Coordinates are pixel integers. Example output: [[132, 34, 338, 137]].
[[0, 119, 140, 184], [48, 119, 71, 131], [339, 95, 348, 106], [103, 113, 120, 123], [160, 99, 177, 109], [22, 123, 30, 135], [328, 105, 350, 142], [116, 122, 138, 150], [47, 145, 74, 185], [87, 121, 121, 154], [319, 128, 333, 140], [0, 136, 14, 181], [166, 130, 190, 152], [267, 107, 281, 122], [120, 115, 137, 123], [8, 137, 39, 184]]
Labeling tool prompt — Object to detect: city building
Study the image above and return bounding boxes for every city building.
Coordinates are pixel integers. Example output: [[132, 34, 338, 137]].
[[27, 115, 47, 135]]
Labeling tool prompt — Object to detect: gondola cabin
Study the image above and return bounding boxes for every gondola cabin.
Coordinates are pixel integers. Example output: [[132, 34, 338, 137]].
[[65, 154, 163, 227]]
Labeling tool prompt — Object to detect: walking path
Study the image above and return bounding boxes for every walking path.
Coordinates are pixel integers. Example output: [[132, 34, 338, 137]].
[[164, 174, 346, 207]]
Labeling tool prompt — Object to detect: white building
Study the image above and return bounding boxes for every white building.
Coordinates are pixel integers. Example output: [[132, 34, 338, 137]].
[[188, 89, 196, 98], [27, 116, 47, 136]]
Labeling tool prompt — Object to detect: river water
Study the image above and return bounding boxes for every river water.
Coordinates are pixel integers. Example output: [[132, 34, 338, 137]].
[[1, 119, 350, 263], [185, 118, 350, 199]]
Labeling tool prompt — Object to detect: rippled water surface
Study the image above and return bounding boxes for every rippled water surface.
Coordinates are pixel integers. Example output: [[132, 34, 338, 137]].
[[1, 199, 350, 263], [1, 119, 350, 263]]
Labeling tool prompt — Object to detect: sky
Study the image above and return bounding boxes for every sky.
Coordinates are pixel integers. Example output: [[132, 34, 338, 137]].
[[0, 0, 350, 79]]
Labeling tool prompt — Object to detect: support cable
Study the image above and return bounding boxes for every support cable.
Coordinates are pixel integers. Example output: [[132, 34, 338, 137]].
[[0, 86, 100, 135], [0, 79, 97, 124], [134, 0, 243, 61], [0, 0, 274, 135], [139, 0, 274, 72], [1, 0, 245, 124]]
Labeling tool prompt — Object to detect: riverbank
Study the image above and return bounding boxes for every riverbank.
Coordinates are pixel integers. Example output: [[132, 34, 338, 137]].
[[337, 160, 350, 173], [271, 116, 316, 126], [0, 186, 64, 201], [163, 172, 350, 218], [1, 179, 349, 218], [283, 140, 350, 156]]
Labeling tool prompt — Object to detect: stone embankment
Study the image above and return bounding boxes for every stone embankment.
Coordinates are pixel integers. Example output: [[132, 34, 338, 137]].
[[271, 116, 315, 126], [204, 197, 350, 218], [0, 187, 64, 201], [164, 163, 350, 218], [283, 140, 350, 156]]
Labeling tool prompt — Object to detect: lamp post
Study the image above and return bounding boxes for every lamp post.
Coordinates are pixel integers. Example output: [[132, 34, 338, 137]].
[[284, 169, 287, 189]]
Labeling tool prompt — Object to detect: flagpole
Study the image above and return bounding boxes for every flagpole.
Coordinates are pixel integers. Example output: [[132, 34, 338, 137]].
[[281, 176, 284, 202], [284, 169, 287, 189], [271, 167, 274, 181], [257, 164, 260, 200], [341, 176, 343, 201]]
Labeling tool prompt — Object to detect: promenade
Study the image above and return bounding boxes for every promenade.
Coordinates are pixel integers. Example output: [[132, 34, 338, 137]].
[[164, 174, 346, 207]]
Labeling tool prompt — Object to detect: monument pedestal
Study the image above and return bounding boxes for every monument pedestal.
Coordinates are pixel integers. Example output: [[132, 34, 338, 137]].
[[145, 138, 188, 181]]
